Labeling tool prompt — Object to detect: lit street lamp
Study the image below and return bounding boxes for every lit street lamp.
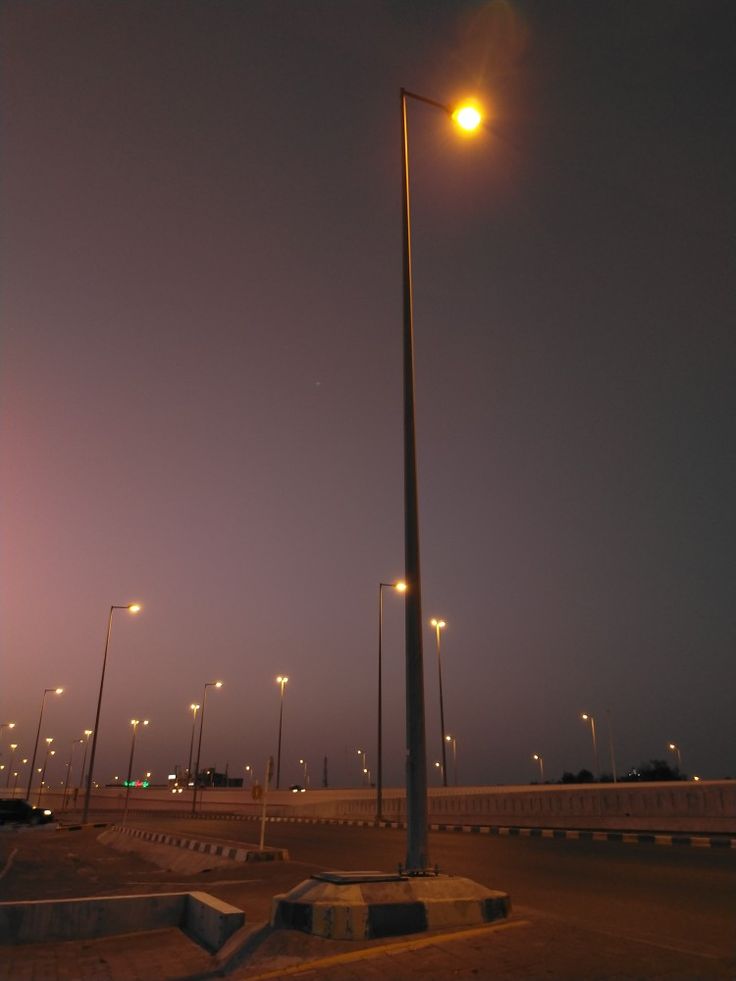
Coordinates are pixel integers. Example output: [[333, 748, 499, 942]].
[[26, 687, 63, 801], [192, 681, 223, 814], [532, 753, 545, 782], [581, 713, 599, 778], [275, 676, 288, 789], [668, 742, 682, 770], [5, 744, 18, 788], [399, 87, 482, 871], [37, 740, 55, 805], [445, 734, 458, 786], [377, 580, 407, 822], [299, 758, 309, 788], [357, 748, 367, 787], [79, 730, 93, 792], [186, 703, 200, 783], [62, 738, 83, 809], [83, 602, 141, 822], [122, 719, 149, 825], [430, 618, 449, 787]]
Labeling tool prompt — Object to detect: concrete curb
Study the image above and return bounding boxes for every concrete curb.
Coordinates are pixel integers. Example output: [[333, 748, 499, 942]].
[[110, 823, 290, 861], [147, 812, 736, 848], [57, 821, 110, 832]]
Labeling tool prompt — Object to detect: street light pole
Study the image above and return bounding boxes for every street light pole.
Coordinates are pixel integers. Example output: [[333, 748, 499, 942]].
[[275, 676, 288, 789], [186, 703, 200, 782], [532, 753, 545, 782], [79, 730, 93, 792], [400, 88, 481, 872], [445, 734, 458, 786], [37, 740, 55, 805], [123, 719, 148, 825], [581, 713, 599, 778], [191, 681, 222, 815], [606, 709, 617, 783], [431, 619, 448, 787], [62, 738, 83, 809], [377, 580, 406, 823], [668, 742, 682, 770], [26, 687, 63, 801], [83, 603, 141, 823], [5, 744, 18, 788]]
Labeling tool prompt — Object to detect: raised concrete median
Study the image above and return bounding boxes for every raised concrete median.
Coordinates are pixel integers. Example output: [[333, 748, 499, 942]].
[[0, 890, 244, 951]]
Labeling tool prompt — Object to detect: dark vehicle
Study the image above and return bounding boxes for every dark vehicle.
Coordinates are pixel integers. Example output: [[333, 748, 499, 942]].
[[289, 784, 306, 793], [0, 798, 55, 825]]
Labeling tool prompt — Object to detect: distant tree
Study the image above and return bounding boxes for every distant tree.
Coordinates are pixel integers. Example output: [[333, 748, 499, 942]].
[[622, 759, 686, 782], [560, 768, 595, 784]]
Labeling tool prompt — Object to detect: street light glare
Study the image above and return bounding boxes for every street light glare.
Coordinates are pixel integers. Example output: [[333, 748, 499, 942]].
[[55, 688, 64, 695], [214, 681, 223, 688], [128, 603, 141, 613], [452, 104, 482, 132], [395, 581, 407, 592]]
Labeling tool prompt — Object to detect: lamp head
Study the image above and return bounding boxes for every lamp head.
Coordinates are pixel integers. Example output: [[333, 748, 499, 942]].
[[55, 688, 64, 695], [128, 603, 141, 614], [394, 581, 407, 592], [452, 103, 482, 132]]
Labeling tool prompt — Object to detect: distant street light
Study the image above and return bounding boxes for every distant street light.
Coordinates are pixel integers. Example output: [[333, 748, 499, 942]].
[[192, 681, 223, 814], [668, 742, 682, 770], [430, 618, 449, 787], [83, 602, 141, 822], [37, 741, 55, 805], [62, 738, 83, 809], [377, 580, 407, 822], [243, 764, 252, 787], [79, 730, 93, 792], [399, 87, 483, 872], [299, 758, 309, 788], [5, 744, 18, 788], [445, 734, 458, 786], [581, 713, 599, 778], [275, 676, 288, 789], [357, 748, 367, 787], [122, 719, 149, 825], [26, 687, 63, 801], [532, 753, 545, 782], [186, 703, 200, 783], [606, 709, 618, 784], [433, 760, 443, 783]]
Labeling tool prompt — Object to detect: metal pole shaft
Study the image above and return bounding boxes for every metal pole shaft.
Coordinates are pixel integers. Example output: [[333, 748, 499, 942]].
[[377, 584, 383, 822], [606, 709, 617, 783], [26, 692, 47, 802], [276, 688, 284, 789], [122, 725, 137, 825], [401, 87, 429, 873], [437, 628, 448, 787], [83, 607, 115, 822], [591, 717, 599, 778], [187, 708, 198, 781], [192, 688, 208, 815]]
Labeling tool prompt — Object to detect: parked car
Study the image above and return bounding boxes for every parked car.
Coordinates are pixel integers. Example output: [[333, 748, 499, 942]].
[[0, 798, 54, 826]]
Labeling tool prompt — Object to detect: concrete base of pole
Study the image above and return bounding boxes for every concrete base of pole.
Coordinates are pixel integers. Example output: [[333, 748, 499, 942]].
[[271, 871, 509, 940]]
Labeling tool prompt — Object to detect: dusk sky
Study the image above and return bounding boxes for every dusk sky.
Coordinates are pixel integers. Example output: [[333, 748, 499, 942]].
[[1, 1, 734, 792]]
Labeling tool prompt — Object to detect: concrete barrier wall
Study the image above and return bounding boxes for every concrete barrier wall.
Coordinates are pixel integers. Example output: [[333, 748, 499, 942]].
[[33, 781, 736, 834], [0, 891, 244, 950]]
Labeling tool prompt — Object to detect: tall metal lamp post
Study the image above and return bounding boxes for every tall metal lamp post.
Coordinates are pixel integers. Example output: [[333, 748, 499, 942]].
[[377, 580, 406, 822], [83, 603, 141, 822], [26, 687, 63, 801], [430, 618, 448, 787], [186, 703, 200, 783], [400, 88, 482, 871], [581, 713, 599, 778], [191, 681, 222, 814], [275, 676, 288, 789], [122, 719, 149, 825]]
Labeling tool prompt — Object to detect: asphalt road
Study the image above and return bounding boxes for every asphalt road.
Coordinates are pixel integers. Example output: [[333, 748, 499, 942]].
[[128, 815, 736, 964], [1, 815, 734, 978]]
